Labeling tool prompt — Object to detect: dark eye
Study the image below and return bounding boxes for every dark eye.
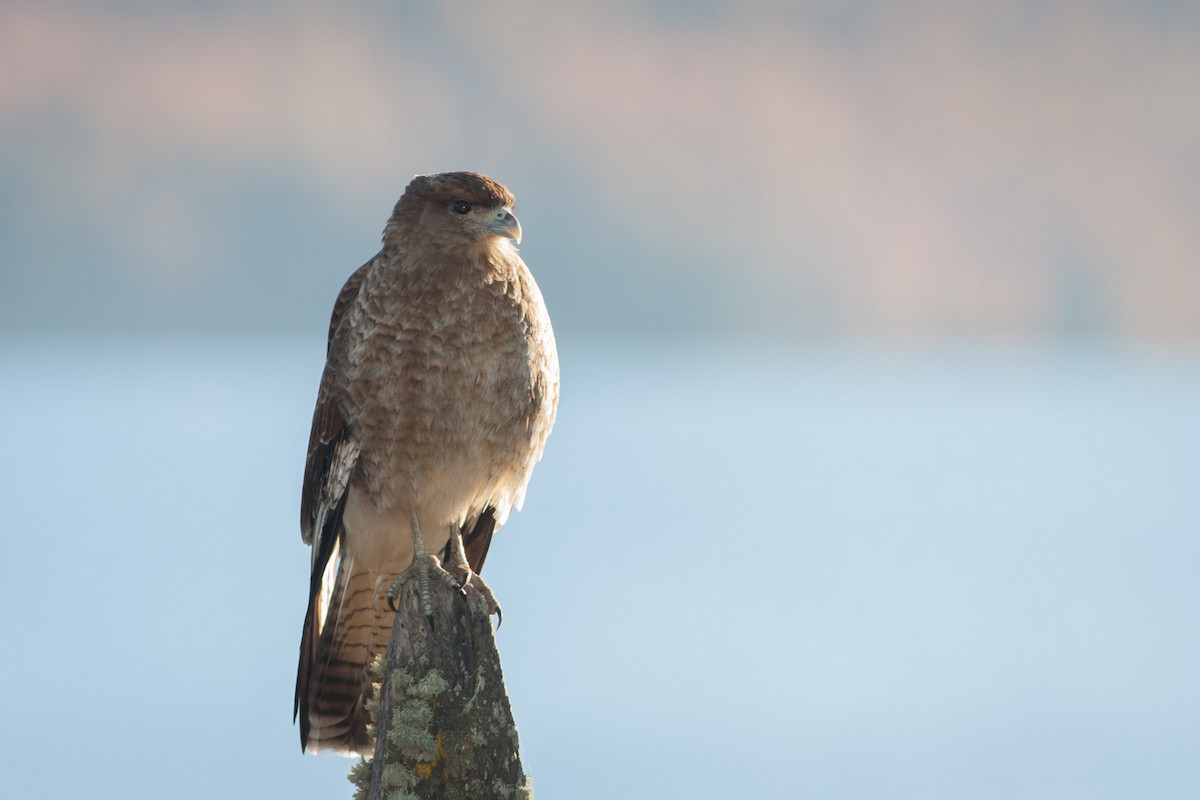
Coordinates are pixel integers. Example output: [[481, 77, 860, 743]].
[[451, 200, 472, 215]]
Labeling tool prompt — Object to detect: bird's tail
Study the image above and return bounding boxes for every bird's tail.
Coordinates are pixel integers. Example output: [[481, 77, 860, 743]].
[[295, 548, 389, 756]]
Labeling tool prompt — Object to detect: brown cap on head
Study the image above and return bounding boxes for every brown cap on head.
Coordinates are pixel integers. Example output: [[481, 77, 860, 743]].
[[400, 172, 515, 211]]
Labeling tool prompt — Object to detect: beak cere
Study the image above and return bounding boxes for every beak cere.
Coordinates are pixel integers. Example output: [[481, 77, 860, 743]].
[[489, 209, 522, 244]]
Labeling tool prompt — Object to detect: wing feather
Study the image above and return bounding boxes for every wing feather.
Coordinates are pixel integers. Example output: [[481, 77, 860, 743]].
[[295, 260, 370, 749], [460, 507, 498, 574], [300, 260, 370, 544]]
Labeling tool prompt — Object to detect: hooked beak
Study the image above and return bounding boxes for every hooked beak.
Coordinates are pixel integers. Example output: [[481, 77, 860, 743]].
[[488, 208, 522, 244]]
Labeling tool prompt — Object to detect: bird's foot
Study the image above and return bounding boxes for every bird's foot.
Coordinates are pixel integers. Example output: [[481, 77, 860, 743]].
[[444, 561, 502, 624], [385, 551, 460, 622]]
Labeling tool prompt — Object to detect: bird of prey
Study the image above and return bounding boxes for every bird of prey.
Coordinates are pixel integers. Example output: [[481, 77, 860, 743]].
[[294, 172, 559, 755]]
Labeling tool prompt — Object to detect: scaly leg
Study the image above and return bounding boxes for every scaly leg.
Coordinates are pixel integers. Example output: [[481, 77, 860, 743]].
[[386, 512, 460, 618], [442, 523, 502, 622]]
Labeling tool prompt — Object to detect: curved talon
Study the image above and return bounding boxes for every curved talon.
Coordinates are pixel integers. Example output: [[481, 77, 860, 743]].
[[386, 522, 501, 625], [441, 522, 501, 619], [385, 551, 449, 619], [460, 574, 501, 621]]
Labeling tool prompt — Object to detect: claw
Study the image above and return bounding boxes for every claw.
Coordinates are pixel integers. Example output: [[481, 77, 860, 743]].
[[384, 520, 502, 626], [441, 522, 502, 619]]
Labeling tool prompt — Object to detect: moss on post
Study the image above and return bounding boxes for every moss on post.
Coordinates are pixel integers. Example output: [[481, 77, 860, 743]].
[[350, 574, 531, 800]]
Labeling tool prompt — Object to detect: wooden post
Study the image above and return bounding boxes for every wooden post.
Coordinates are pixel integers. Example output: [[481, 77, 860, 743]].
[[351, 575, 530, 800]]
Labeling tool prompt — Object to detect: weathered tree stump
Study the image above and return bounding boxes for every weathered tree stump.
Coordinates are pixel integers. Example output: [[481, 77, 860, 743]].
[[350, 574, 530, 800]]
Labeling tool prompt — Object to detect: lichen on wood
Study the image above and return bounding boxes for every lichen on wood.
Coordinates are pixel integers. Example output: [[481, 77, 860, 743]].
[[351, 573, 531, 800]]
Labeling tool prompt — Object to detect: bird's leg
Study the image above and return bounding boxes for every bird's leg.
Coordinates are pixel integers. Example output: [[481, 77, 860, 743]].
[[442, 523, 502, 621], [386, 513, 459, 622]]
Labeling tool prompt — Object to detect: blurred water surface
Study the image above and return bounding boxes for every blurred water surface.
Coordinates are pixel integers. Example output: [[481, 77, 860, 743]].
[[0, 338, 1196, 799]]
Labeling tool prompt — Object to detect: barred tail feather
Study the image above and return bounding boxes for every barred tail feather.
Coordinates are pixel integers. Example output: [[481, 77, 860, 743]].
[[295, 547, 390, 755]]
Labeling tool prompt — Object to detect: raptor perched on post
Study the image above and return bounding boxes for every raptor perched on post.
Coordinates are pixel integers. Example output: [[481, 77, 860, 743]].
[[294, 172, 559, 755]]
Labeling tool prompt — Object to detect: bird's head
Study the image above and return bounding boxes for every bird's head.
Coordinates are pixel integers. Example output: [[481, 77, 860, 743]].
[[386, 171, 522, 253]]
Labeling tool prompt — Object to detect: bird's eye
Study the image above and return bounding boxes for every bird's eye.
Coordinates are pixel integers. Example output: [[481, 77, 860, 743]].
[[451, 200, 472, 215]]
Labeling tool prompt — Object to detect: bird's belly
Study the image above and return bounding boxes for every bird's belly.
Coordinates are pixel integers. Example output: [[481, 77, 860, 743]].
[[344, 391, 539, 566], [340, 444, 532, 576]]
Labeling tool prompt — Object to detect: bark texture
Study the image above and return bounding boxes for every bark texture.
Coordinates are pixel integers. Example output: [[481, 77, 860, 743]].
[[352, 575, 530, 800]]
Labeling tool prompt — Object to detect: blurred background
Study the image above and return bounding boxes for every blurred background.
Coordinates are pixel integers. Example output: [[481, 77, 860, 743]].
[[1, 1, 1197, 798]]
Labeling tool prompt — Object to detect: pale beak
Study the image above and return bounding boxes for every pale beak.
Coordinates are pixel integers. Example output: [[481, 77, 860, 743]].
[[488, 209, 522, 244]]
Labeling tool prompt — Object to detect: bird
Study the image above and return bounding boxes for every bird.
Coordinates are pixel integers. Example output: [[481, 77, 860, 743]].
[[294, 172, 559, 755]]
